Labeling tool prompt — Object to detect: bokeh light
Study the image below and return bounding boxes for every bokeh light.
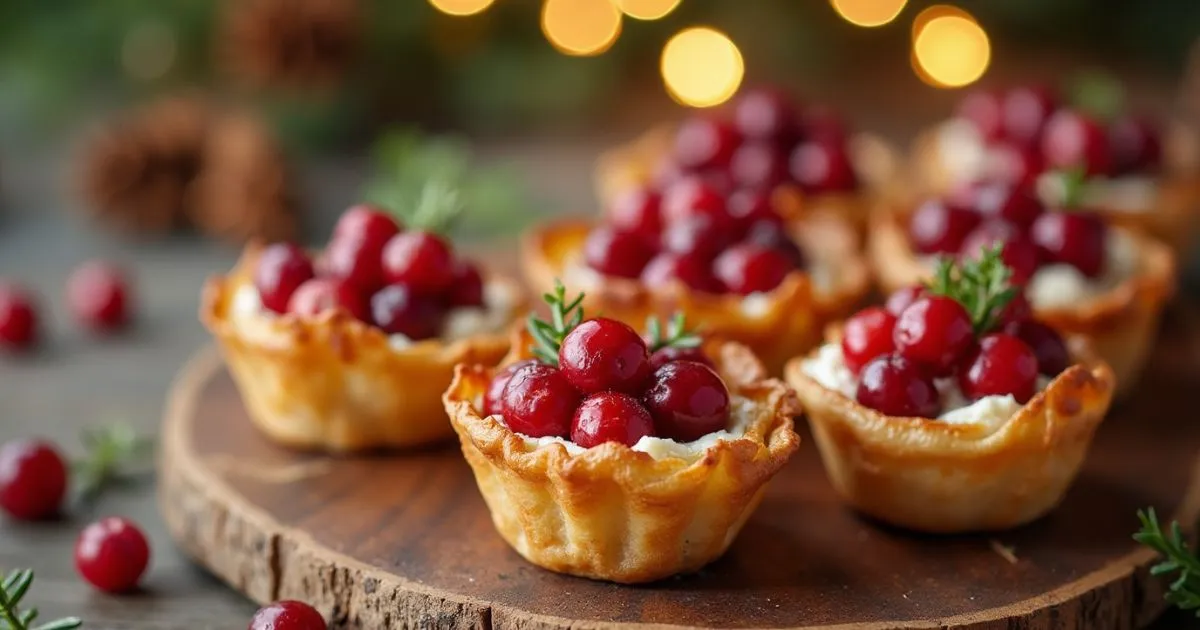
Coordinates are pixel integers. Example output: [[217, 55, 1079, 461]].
[[541, 0, 623, 57], [911, 6, 990, 88], [427, 0, 495, 17], [661, 27, 744, 108], [829, 0, 907, 28], [616, 0, 682, 21]]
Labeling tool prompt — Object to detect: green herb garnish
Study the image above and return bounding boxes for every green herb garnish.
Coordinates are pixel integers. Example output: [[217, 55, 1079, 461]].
[[526, 281, 585, 365], [927, 245, 1017, 335], [645, 313, 701, 353], [1135, 508, 1200, 615], [0, 569, 82, 630]]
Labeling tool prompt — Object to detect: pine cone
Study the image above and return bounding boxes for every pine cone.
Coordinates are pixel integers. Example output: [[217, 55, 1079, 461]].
[[219, 0, 361, 91]]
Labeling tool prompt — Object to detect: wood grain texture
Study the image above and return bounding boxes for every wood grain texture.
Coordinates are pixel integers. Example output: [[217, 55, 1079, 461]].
[[159, 308, 1200, 630]]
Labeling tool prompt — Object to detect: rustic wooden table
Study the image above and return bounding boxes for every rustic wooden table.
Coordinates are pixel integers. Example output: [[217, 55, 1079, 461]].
[[1, 144, 1197, 629]]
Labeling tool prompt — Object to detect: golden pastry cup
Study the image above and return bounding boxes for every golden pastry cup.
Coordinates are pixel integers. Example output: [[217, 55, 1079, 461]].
[[443, 338, 801, 584], [521, 215, 870, 375], [868, 210, 1175, 396], [785, 341, 1115, 533], [200, 243, 523, 452]]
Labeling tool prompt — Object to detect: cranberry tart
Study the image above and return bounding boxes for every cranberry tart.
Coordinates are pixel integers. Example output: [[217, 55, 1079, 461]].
[[443, 285, 799, 583], [786, 251, 1115, 533], [910, 85, 1200, 255], [201, 204, 525, 451]]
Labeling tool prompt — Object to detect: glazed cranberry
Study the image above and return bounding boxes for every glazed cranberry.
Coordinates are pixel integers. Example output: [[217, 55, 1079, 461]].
[[661, 216, 731, 260], [484, 360, 537, 417], [1042, 111, 1112, 177], [287, 278, 369, 321], [884, 285, 927, 316], [661, 178, 729, 227], [734, 88, 797, 140], [990, 141, 1045, 185], [381, 231, 456, 294], [957, 333, 1039, 403], [727, 188, 779, 226], [250, 601, 327, 630], [0, 283, 38, 351], [571, 392, 656, 448], [730, 142, 788, 189], [609, 188, 663, 243], [254, 243, 315, 314], [583, 226, 655, 279], [841, 307, 897, 375], [789, 138, 857, 193], [0, 439, 67, 520], [501, 363, 580, 438], [447, 261, 485, 308], [855, 354, 941, 418], [1110, 116, 1162, 175], [559, 318, 652, 394], [332, 203, 401, 244], [323, 205, 401, 291], [997, 292, 1032, 327], [742, 220, 806, 268], [894, 296, 974, 372], [907, 199, 981, 255], [960, 226, 1040, 285], [648, 346, 713, 370], [713, 244, 794, 295], [370, 283, 442, 340], [66, 260, 132, 333], [74, 516, 151, 593], [1031, 212, 1107, 278], [641, 252, 722, 293], [673, 116, 739, 171], [801, 107, 849, 144], [1002, 85, 1058, 147], [972, 182, 1044, 228], [957, 90, 1004, 141], [643, 361, 731, 442]]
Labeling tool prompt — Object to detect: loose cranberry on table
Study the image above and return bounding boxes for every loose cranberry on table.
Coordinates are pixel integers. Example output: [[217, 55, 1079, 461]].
[[322, 204, 401, 291], [0, 283, 39, 351], [500, 363, 581, 438], [584, 226, 656, 279], [893, 295, 974, 373], [608, 188, 663, 243], [733, 87, 797, 141], [1001, 85, 1058, 147], [841, 307, 897, 375], [648, 345, 712, 370], [1110, 115, 1162, 175], [75, 516, 150, 593], [287, 278, 368, 322], [1042, 110, 1112, 177], [713, 244, 795, 295], [855, 354, 941, 418], [1030, 212, 1107, 278], [66, 260, 132, 333], [571, 392, 656, 448], [255, 243, 315, 314], [447, 261, 485, 308], [640, 252, 722, 293], [381, 231, 456, 294], [643, 360, 732, 442], [957, 89, 1004, 141], [0, 439, 67, 521], [672, 116, 739, 171], [788, 137, 857, 193], [369, 283, 442, 340], [558, 318, 652, 394], [908, 199, 981, 255], [957, 333, 1039, 403], [1004, 320, 1070, 377], [250, 601, 328, 630]]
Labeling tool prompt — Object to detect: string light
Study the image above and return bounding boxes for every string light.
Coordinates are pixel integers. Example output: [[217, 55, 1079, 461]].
[[541, 0, 623, 56], [661, 27, 744, 108], [829, 0, 907, 28], [616, 0, 682, 21], [427, 0, 495, 17], [911, 6, 990, 88]]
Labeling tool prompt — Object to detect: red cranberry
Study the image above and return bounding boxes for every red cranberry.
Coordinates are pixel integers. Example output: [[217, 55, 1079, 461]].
[[648, 346, 713, 370], [447, 261, 485, 308], [855, 354, 941, 418], [1030, 212, 1107, 278], [894, 296, 974, 373], [841, 307, 897, 375], [254, 243, 315, 314], [730, 142, 789, 189], [1042, 111, 1112, 177], [907, 199, 982, 255], [332, 203, 402, 243], [583, 226, 655, 279], [571, 392, 656, 448], [369, 283, 442, 340], [713, 244, 795, 295], [558, 318, 651, 394], [957, 333, 1039, 403], [727, 188, 779, 225], [66, 261, 132, 333], [884, 286, 927, 316], [323, 205, 401, 291], [661, 216, 732, 260], [990, 141, 1045, 185], [789, 138, 857, 193], [972, 182, 1044, 228], [0, 439, 67, 521], [643, 361, 731, 442], [287, 278, 369, 321], [1004, 320, 1070, 377], [661, 178, 729, 227], [801, 108, 850, 144], [673, 116, 739, 171], [484, 360, 537, 417], [742, 220, 807, 269], [734, 88, 797, 140], [1110, 116, 1162, 175], [250, 601, 328, 630], [501, 363, 580, 438], [997, 292, 1032, 328], [0, 283, 38, 351], [1002, 85, 1058, 147], [74, 517, 150, 593], [381, 231, 456, 295], [641, 252, 722, 293], [960, 225, 1040, 285], [609, 188, 663, 243], [957, 90, 1004, 141]]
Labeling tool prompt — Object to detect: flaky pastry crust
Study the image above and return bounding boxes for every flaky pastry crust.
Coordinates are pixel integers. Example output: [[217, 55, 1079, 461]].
[[443, 340, 800, 583], [200, 243, 521, 452], [785, 344, 1115, 533], [868, 210, 1175, 395], [521, 217, 869, 375]]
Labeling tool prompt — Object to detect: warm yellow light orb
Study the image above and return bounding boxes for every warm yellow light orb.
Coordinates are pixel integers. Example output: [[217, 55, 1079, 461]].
[[660, 27, 744, 108], [427, 0, 495, 17], [829, 0, 907, 27], [541, 0, 623, 56], [912, 8, 990, 88], [616, 0, 682, 21]]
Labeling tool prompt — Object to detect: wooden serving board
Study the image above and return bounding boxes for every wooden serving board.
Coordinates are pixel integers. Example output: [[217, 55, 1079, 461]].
[[159, 308, 1200, 630]]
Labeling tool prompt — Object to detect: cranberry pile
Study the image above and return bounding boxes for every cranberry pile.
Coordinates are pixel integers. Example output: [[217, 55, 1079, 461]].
[[839, 251, 1069, 418], [956, 85, 1161, 184], [254, 204, 487, 340], [908, 180, 1110, 283], [484, 288, 730, 446]]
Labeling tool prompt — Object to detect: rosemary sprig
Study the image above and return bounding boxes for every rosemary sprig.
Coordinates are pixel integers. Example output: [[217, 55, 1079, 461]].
[[73, 423, 154, 507], [0, 569, 82, 630], [927, 245, 1017, 335], [1134, 508, 1200, 615], [645, 313, 701, 353], [526, 281, 585, 365]]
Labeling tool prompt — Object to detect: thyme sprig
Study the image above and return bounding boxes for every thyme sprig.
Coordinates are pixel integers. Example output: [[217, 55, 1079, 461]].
[[73, 423, 154, 507], [645, 313, 701, 353], [1134, 508, 1200, 615], [0, 569, 82, 630], [927, 245, 1017, 335], [526, 281, 585, 365]]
